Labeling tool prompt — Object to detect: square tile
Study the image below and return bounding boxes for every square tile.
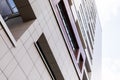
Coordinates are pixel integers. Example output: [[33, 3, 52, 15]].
[[0, 36, 9, 59], [34, 21, 42, 37], [43, 26, 51, 40], [28, 44, 39, 63], [4, 58, 17, 77], [0, 29, 13, 48], [24, 37, 34, 50], [35, 58, 46, 74], [31, 31, 39, 42], [28, 67, 40, 80], [9, 66, 27, 80], [0, 51, 13, 70], [20, 30, 30, 43], [19, 53, 33, 76], [31, 1, 43, 18], [0, 73, 7, 80], [11, 39, 23, 55], [41, 68, 51, 80], [13, 47, 26, 63]]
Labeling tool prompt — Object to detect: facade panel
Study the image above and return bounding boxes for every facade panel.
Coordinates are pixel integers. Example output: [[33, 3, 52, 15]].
[[0, 0, 101, 80]]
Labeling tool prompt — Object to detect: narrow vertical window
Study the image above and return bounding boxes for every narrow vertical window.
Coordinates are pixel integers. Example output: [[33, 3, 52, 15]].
[[79, 54, 83, 71], [36, 33, 64, 80], [57, 0, 79, 58]]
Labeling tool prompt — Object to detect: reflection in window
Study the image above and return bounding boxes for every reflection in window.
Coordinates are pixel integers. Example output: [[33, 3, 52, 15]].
[[0, 0, 19, 21], [7, 0, 18, 13]]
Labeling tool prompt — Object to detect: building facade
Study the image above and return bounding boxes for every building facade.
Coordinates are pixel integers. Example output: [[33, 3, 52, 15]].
[[70, 0, 102, 80], [0, 0, 101, 80]]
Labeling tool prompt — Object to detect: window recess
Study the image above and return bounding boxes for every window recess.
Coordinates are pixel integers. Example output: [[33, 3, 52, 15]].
[[0, 0, 36, 41], [35, 33, 64, 80], [57, 0, 79, 58], [78, 54, 83, 72]]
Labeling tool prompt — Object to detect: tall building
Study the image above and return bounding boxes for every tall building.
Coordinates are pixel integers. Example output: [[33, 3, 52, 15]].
[[70, 0, 102, 80], [0, 0, 101, 80]]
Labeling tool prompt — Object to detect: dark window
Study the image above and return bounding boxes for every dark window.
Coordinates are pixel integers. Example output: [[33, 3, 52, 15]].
[[83, 71, 88, 80], [68, 0, 72, 6], [87, 31, 93, 49], [57, 0, 79, 56], [36, 33, 64, 80], [79, 54, 83, 71], [86, 41, 92, 60]]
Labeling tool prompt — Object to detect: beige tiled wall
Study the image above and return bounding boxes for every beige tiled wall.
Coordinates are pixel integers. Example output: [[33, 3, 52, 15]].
[[0, 0, 79, 80]]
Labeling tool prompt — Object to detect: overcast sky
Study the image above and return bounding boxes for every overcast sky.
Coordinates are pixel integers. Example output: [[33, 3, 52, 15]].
[[95, 0, 120, 80]]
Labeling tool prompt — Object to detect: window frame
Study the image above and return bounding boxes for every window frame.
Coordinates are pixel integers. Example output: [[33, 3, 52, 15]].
[[57, 0, 79, 58], [48, 0, 86, 79], [0, 0, 36, 46]]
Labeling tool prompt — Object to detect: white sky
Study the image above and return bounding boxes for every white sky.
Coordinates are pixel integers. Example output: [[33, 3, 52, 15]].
[[95, 0, 120, 80]]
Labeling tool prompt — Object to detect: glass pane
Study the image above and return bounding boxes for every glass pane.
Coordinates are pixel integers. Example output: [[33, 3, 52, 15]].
[[0, 0, 19, 20], [7, 0, 18, 13], [0, 0, 12, 17]]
